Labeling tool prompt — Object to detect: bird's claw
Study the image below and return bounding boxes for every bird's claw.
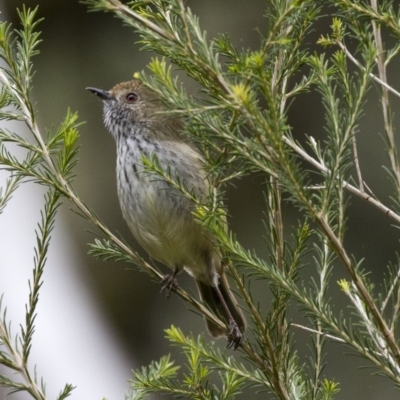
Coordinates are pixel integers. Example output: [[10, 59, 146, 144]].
[[160, 274, 179, 298], [226, 320, 242, 350]]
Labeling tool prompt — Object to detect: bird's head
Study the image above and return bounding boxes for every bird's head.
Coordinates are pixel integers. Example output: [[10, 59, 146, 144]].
[[87, 80, 165, 140]]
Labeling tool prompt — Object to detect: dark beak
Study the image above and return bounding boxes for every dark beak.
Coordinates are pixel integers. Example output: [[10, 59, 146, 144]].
[[86, 87, 113, 100]]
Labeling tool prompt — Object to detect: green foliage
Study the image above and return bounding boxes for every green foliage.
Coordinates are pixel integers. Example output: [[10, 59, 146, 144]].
[[129, 327, 250, 400], [2, 0, 400, 399]]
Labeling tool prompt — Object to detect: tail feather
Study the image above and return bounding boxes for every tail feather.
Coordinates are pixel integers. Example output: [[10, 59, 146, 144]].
[[196, 274, 246, 338]]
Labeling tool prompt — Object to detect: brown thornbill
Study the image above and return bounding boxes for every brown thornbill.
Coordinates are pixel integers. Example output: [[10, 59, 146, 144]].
[[86, 80, 245, 349]]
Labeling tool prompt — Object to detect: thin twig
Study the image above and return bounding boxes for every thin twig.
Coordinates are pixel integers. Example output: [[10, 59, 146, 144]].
[[345, 282, 400, 375], [312, 238, 330, 398], [352, 134, 364, 192], [270, 34, 291, 379], [317, 215, 400, 365], [336, 40, 400, 99], [381, 266, 400, 314], [283, 135, 400, 223], [370, 0, 400, 202], [391, 284, 400, 334], [291, 323, 344, 343], [227, 264, 291, 400], [107, 0, 176, 42], [0, 320, 46, 400]]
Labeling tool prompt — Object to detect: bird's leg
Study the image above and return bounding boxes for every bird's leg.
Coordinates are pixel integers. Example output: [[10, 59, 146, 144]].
[[213, 284, 243, 350], [160, 267, 179, 298]]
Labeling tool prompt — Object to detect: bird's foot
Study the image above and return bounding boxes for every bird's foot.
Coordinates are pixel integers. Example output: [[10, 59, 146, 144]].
[[226, 320, 243, 350], [160, 274, 179, 298]]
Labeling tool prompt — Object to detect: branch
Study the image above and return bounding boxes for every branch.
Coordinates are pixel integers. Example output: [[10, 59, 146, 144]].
[[316, 215, 400, 365]]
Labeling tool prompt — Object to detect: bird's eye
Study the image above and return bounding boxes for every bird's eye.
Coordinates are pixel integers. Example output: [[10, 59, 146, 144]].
[[126, 93, 138, 103]]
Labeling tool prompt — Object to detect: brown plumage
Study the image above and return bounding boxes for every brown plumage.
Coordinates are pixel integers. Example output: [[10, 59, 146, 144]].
[[87, 80, 246, 348]]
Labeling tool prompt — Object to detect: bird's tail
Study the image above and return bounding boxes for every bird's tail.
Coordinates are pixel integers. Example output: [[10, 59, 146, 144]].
[[196, 274, 246, 338]]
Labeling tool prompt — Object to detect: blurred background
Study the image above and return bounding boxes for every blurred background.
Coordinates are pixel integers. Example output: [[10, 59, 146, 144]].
[[0, 0, 400, 399]]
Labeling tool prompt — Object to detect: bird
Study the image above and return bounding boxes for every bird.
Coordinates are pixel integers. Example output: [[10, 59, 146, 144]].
[[87, 80, 245, 348]]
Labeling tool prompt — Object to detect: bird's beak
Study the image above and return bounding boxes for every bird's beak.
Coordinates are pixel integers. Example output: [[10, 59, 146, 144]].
[[86, 87, 113, 100]]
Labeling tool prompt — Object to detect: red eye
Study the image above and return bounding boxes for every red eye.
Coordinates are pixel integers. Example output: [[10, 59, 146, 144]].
[[126, 93, 138, 103]]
